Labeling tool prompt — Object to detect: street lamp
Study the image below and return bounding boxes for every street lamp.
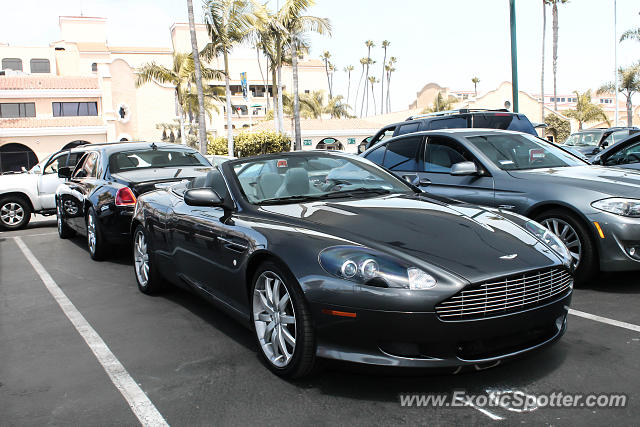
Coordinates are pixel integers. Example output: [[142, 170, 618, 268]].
[[509, 0, 519, 113]]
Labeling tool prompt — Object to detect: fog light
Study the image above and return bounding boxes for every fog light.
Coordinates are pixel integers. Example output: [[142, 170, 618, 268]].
[[627, 245, 640, 260], [361, 259, 379, 279], [340, 260, 358, 278]]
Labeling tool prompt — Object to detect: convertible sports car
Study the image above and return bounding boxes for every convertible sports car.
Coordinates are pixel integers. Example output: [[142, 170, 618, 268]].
[[591, 132, 640, 171], [362, 129, 640, 283], [56, 142, 212, 260], [131, 151, 573, 378]]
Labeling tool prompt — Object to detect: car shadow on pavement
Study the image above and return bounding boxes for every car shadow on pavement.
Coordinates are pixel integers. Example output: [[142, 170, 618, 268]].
[[582, 271, 640, 294]]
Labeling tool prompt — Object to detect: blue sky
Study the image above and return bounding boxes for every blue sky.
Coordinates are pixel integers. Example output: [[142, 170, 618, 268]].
[[2, 0, 639, 111]]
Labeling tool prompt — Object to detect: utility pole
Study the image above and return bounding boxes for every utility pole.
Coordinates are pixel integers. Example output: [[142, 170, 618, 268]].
[[614, 0, 619, 126], [509, 0, 519, 113]]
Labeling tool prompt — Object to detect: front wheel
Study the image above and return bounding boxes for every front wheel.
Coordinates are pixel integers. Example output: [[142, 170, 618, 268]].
[[535, 209, 598, 284], [251, 261, 316, 378], [133, 225, 164, 294], [0, 196, 31, 231]]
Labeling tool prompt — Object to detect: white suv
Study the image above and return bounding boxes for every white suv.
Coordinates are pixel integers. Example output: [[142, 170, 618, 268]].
[[0, 148, 86, 230]]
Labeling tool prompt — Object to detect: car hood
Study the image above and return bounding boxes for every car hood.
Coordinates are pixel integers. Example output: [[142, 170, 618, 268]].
[[0, 172, 36, 189], [507, 165, 640, 198], [259, 194, 562, 283], [567, 145, 598, 156]]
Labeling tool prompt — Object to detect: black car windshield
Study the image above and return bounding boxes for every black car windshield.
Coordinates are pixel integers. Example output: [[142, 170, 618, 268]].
[[231, 154, 414, 204], [109, 148, 209, 172], [467, 133, 585, 170], [564, 131, 603, 146]]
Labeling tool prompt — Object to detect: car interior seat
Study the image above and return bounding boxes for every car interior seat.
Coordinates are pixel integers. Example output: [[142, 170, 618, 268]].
[[274, 168, 312, 198], [256, 173, 283, 200], [151, 153, 170, 166]]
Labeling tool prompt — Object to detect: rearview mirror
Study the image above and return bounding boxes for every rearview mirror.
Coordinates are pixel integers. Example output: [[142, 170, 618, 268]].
[[184, 188, 223, 207], [58, 166, 72, 179], [450, 161, 478, 176]]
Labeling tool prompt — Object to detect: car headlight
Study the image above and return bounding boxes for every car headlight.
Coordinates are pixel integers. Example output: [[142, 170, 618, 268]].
[[525, 220, 572, 266], [591, 198, 640, 218], [319, 246, 437, 290]]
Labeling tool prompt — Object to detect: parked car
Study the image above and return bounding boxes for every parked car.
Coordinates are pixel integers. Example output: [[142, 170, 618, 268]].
[[361, 129, 640, 283], [0, 146, 88, 230], [56, 142, 212, 259], [131, 151, 573, 378], [563, 127, 640, 160], [591, 132, 640, 170], [205, 154, 237, 167], [358, 108, 538, 153]]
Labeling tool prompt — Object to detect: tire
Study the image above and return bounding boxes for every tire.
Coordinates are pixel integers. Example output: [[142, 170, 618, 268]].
[[250, 261, 316, 378], [535, 209, 598, 284], [0, 196, 31, 231], [132, 225, 164, 295], [86, 207, 110, 260], [56, 201, 75, 239]]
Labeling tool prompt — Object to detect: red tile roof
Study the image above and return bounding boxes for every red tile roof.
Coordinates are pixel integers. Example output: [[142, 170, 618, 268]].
[[0, 76, 100, 90], [0, 117, 104, 128]]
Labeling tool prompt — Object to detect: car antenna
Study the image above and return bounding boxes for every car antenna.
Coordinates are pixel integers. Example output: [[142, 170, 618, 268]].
[[150, 143, 158, 150]]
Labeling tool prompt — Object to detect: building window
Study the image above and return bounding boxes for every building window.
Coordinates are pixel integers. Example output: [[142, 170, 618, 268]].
[[30, 59, 50, 73], [2, 58, 23, 71], [91, 62, 98, 72], [560, 97, 566, 102], [0, 103, 36, 118], [304, 90, 310, 94], [52, 102, 98, 117]]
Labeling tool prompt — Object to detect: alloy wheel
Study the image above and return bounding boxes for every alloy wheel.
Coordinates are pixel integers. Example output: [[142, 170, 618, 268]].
[[541, 218, 582, 269], [0, 202, 25, 226], [252, 271, 297, 368], [133, 230, 150, 287], [87, 213, 97, 255]]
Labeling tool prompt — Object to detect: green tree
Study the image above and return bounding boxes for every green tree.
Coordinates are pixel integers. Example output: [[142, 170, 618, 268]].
[[544, 113, 571, 143], [380, 40, 390, 115], [565, 90, 610, 130], [598, 63, 640, 127], [343, 65, 354, 107], [202, 0, 263, 156], [422, 92, 456, 114], [361, 40, 375, 117], [136, 52, 224, 145], [620, 27, 640, 43], [547, 0, 569, 111], [471, 76, 480, 96], [321, 51, 333, 98], [324, 95, 353, 119]]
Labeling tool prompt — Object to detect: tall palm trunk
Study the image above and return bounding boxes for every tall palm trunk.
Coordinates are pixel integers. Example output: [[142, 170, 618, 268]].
[[386, 71, 391, 113], [292, 37, 302, 150], [627, 96, 633, 127], [371, 81, 377, 114], [552, 2, 558, 111], [187, 0, 207, 154], [223, 50, 234, 155], [176, 89, 186, 145], [355, 64, 365, 117], [381, 49, 387, 115], [361, 63, 368, 117], [541, 0, 546, 124], [257, 46, 269, 111], [271, 66, 278, 131], [324, 59, 332, 99], [276, 35, 284, 134], [346, 69, 352, 107]]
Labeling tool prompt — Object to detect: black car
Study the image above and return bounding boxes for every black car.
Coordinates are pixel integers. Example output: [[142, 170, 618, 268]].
[[56, 142, 212, 260], [563, 127, 640, 160], [358, 108, 538, 153], [131, 151, 572, 378], [591, 132, 640, 171], [361, 129, 640, 283]]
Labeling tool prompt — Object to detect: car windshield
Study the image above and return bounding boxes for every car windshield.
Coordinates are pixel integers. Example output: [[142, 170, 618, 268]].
[[231, 154, 414, 204], [467, 133, 585, 170], [564, 131, 603, 146], [109, 148, 209, 173]]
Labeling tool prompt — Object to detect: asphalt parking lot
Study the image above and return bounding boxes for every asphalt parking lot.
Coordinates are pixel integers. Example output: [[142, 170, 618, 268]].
[[1, 218, 639, 426]]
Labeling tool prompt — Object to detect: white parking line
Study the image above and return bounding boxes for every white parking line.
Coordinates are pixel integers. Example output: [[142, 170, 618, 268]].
[[569, 309, 640, 333], [14, 237, 169, 427], [453, 396, 505, 421]]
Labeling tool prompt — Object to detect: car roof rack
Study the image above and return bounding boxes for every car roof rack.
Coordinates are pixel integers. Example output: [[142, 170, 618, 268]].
[[405, 108, 511, 121]]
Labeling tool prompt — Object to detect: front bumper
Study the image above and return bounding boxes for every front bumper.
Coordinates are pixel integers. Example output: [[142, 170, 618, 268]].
[[310, 291, 571, 368], [586, 211, 640, 272]]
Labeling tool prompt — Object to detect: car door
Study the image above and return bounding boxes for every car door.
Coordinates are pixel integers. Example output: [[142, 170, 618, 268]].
[[416, 135, 495, 206], [37, 152, 69, 210], [63, 151, 101, 232]]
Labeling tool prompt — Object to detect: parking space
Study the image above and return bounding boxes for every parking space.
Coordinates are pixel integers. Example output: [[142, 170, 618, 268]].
[[1, 221, 639, 425]]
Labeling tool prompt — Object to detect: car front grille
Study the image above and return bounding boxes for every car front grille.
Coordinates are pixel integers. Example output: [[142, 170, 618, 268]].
[[436, 268, 572, 321]]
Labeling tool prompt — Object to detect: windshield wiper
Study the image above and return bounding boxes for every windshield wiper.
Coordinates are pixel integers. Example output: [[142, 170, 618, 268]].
[[259, 195, 326, 205], [259, 188, 392, 205], [322, 187, 392, 198]]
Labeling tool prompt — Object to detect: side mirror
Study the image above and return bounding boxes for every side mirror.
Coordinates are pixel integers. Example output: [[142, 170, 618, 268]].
[[411, 177, 431, 187], [58, 166, 72, 179], [184, 188, 223, 207], [21, 166, 27, 172], [450, 161, 478, 176]]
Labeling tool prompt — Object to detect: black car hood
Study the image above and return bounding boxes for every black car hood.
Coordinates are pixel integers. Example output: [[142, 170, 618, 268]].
[[507, 165, 640, 198], [260, 194, 561, 283]]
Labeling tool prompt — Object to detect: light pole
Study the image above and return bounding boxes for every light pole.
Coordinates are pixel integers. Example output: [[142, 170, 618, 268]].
[[509, 0, 519, 113], [614, 0, 619, 125]]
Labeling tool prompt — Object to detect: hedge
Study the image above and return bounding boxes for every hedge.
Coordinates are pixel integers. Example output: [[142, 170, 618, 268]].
[[208, 130, 291, 157]]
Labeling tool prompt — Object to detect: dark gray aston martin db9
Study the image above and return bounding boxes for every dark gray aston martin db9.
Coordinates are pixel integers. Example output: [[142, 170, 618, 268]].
[[362, 129, 640, 283], [131, 151, 572, 378]]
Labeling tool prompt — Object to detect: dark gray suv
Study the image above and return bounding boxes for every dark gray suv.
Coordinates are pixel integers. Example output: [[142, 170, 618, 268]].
[[362, 129, 640, 283]]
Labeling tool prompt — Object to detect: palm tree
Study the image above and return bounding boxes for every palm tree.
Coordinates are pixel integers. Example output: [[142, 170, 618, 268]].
[[385, 56, 397, 113], [271, 0, 330, 150], [471, 76, 480, 96], [324, 95, 353, 119], [620, 27, 640, 43], [565, 90, 610, 130], [202, 0, 261, 156], [361, 40, 375, 117], [540, 0, 547, 123], [422, 92, 455, 114], [186, 0, 208, 154], [343, 65, 354, 108], [354, 57, 367, 117], [598, 63, 640, 127], [380, 40, 390, 115], [548, 0, 569, 111], [368, 76, 379, 114], [136, 52, 224, 146], [321, 51, 333, 99]]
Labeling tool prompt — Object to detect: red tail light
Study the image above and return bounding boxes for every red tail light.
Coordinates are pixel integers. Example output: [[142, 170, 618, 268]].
[[115, 187, 137, 206]]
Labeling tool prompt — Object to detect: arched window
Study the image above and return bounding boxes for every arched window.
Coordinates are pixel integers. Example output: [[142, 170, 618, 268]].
[[316, 137, 344, 151], [0, 143, 38, 173]]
